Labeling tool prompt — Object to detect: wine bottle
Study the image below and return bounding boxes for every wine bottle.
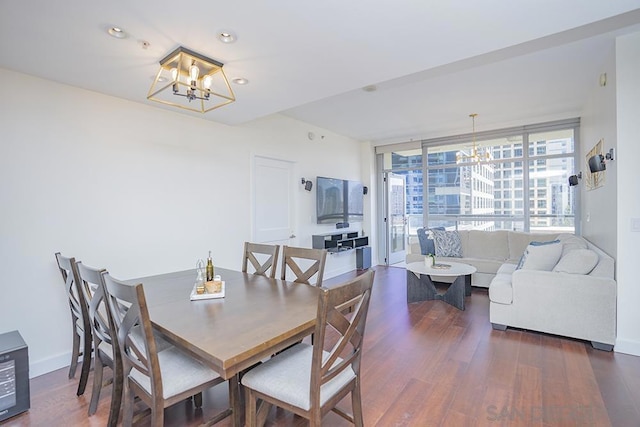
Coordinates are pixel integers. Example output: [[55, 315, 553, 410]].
[[206, 251, 214, 281]]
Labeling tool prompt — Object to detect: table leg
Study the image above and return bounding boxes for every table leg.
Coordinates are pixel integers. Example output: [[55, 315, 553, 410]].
[[465, 274, 472, 297], [442, 275, 465, 310], [406, 271, 465, 310], [229, 374, 242, 427], [407, 271, 439, 303]]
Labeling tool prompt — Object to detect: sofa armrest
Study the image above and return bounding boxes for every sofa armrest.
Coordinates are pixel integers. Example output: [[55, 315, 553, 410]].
[[510, 269, 616, 344]]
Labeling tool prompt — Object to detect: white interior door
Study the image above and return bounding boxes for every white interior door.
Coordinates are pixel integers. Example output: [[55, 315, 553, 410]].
[[386, 172, 407, 264], [252, 156, 296, 246]]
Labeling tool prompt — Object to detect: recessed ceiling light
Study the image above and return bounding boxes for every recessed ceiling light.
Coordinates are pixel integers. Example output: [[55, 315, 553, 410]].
[[107, 26, 127, 39], [218, 31, 237, 43], [362, 85, 377, 92], [232, 77, 249, 85]]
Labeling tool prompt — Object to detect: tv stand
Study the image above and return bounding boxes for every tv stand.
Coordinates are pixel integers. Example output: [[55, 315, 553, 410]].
[[312, 231, 368, 253]]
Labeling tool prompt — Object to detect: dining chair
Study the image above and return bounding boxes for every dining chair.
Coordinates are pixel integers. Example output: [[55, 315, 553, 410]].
[[102, 273, 231, 427], [242, 242, 280, 278], [242, 269, 375, 427], [55, 252, 92, 397], [76, 262, 122, 426], [280, 245, 327, 287]]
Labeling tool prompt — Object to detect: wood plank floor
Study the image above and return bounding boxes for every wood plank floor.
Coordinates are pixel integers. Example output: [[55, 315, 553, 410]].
[[6, 266, 640, 426]]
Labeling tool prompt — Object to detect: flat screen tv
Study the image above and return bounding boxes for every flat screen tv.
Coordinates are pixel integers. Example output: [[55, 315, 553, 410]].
[[316, 176, 364, 224]]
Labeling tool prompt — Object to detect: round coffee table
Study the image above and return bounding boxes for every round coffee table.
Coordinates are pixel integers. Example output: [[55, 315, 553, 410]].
[[406, 261, 477, 310]]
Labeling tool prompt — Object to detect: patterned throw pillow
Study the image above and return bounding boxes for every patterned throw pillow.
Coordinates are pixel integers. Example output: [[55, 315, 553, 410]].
[[432, 229, 462, 257]]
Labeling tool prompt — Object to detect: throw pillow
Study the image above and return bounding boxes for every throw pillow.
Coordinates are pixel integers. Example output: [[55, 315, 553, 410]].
[[416, 228, 433, 255], [432, 229, 462, 257], [520, 240, 563, 271], [557, 234, 588, 257], [416, 227, 444, 255], [552, 249, 599, 275]]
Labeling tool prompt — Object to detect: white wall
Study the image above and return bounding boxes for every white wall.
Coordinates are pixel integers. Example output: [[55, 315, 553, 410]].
[[614, 31, 640, 357], [579, 39, 618, 258], [0, 68, 370, 376]]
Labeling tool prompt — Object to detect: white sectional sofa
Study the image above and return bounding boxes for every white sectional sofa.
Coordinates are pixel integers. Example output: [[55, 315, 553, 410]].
[[407, 229, 559, 288], [406, 229, 617, 350]]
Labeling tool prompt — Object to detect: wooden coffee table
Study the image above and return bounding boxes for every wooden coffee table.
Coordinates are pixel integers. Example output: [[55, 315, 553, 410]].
[[406, 261, 476, 310]]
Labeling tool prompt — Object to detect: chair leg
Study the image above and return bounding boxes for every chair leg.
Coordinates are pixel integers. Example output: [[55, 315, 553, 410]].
[[123, 381, 134, 427], [245, 388, 256, 427], [151, 400, 164, 427], [310, 409, 322, 427], [193, 392, 203, 408], [108, 356, 123, 427], [88, 355, 104, 415], [352, 380, 364, 427], [76, 331, 93, 396], [69, 327, 81, 379]]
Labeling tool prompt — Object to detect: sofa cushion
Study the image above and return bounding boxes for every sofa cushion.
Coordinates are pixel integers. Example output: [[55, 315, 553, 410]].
[[508, 232, 558, 262], [455, 258, 503, 275], [432, 230, 462, 257], [520, 240, 563, 271], [489, 274, 513, 304], [553, 249, 599, 275], [557, 234, 589, 257], [497, 263, 518, 275], [466, 230, 509, 260]]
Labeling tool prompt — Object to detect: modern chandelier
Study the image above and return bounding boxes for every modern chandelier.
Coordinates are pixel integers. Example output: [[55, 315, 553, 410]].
[[147, 46, 235, 113], [456, 113, 491, 164]]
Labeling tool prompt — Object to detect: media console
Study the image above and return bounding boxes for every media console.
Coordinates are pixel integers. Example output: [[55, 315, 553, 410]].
[[0, 331, 29, 422], [312, 231, 368, 253], [312, 231, 371, 270]]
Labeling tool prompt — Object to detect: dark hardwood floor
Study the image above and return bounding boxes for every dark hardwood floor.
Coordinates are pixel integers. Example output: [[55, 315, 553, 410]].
[[6, 266, 640, 426]]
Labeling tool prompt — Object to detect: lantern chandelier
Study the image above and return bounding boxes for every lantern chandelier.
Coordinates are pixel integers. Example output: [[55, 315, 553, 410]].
[[147, 46, 235, 113], [456, 113, 491, 164]]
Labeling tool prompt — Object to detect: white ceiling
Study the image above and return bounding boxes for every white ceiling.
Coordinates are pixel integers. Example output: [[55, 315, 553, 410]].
[[1, 1, 639, 144]]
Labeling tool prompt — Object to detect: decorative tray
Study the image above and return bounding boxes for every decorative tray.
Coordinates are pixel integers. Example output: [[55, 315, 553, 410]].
[[431, 263, 451, 270], [190, 281, 225, 301]]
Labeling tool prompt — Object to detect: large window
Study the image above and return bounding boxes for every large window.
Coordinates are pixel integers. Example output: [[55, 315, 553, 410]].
[[380, 119, 579, 236]]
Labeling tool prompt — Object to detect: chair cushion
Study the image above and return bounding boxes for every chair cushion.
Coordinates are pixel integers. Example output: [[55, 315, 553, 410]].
[[552, 249, 599, 275], [432, 230, 462, 257], [129, 346, 220, 400], [241, 343, 356, 411]]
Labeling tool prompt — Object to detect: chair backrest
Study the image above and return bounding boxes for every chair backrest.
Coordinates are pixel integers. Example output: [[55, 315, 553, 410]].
[[310, 270, 374, 408], [76, 262, 115, 357], [55, 252, 90, 335], [280, 246, 327, 287], [242, 242, 280, 278], [102, 273, 162, 399]]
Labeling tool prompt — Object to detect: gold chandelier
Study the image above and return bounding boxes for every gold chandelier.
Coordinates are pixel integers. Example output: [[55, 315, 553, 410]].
[[456, 113, 491, 164], [147, 47, 235, 113]]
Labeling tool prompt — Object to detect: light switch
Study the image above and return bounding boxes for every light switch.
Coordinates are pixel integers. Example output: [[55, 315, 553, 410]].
[[631, 218, 640, 232]]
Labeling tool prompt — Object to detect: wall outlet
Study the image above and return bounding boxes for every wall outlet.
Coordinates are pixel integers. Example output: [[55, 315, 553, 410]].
[[631, 218, 640, 232]]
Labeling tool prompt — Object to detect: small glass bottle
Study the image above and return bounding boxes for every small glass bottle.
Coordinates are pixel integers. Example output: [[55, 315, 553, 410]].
[[195, 259, 206, 293], [206, 251, 214, 282]]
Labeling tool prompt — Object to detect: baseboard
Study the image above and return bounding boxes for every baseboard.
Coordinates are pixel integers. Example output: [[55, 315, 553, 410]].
[[29, 351, 71, 379], [614, 338, 640, 357]]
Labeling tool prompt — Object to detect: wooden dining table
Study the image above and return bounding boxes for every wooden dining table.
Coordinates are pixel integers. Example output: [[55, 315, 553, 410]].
[[128, 267, 321, 426]]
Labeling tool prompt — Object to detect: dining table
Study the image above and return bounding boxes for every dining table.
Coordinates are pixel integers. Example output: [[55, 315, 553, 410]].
[[128, 267, 321, 426]]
